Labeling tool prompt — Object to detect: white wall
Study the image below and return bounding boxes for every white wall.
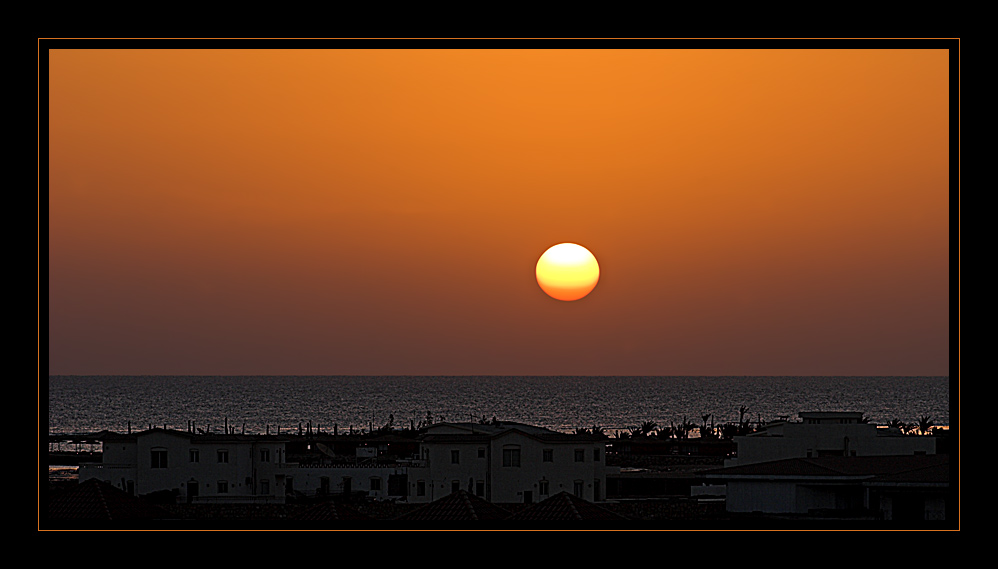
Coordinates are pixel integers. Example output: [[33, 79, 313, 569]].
[[725, 481, 798, 513], [729, 423, 937, 466], [408, 429, 608, 503]]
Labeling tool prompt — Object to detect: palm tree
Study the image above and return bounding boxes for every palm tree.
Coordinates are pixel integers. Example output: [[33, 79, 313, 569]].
[[887, 418, 906, 433], [656, 425, 675, 439], [675, 416, 696, 439], [719, 423, 740, 439], [737, 406, 753, 435], [917, 415, 934, 435], [640, 420, 659, 437]]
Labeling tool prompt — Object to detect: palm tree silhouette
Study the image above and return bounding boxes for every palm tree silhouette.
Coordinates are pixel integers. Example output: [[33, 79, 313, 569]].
[[917, 415, 934, 435], [638, 420, 658, 437]]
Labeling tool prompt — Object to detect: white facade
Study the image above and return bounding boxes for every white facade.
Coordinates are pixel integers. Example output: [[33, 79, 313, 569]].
[[405, 422, 613, 504], [727, 412, 936, 467], [78, 423, 616, 505], [81, 429, 418, 504], [283, 464, 409, 500], [80, 429, 293, 503]]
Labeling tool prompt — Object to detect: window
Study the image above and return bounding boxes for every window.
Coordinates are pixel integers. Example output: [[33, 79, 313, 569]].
[[217, 450, 229, 463], [476, 481, 485, 497], [416, 480, 425, 496], [594, 447, 601, 461], [261, 479, 270, 495], [451, 450, 460, 464], [370, 477, 382, 491], [502, 447, 521, 467], [451, 480, 460, 493], [594, 479, 601, 501], [260, 449, 270, 462], [543, 449, 553, 462], [573, 480, 584, 497], [151, 449, 168, 469], [478, 448, 486, 458], [575, 449, 585, 462], [539, 479, 549, 496], [217, 481, 228, 493], [189, 449, 199, 463]]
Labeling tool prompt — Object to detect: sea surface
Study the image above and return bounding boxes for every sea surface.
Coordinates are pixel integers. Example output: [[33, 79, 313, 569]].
[[47, 376, 950, 438]]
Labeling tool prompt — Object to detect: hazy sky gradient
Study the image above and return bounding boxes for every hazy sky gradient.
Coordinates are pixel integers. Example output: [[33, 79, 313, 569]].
[[47, 48, 951, 375]]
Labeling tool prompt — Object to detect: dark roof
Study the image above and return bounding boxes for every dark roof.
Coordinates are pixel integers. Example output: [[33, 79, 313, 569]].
[[47, 479, 171, 521], [702, 454, 948, 481], [419, 434, 493, 444], [396, 490, 511, 521], [98, 427, 291, 443], [868, 460, 951, 484], [290, 501, 373, 521], [420, 422, 605, 444], [508, 492, 629, 521]]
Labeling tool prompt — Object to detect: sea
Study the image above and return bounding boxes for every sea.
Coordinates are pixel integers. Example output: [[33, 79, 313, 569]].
[[47, 375, 951, 439]]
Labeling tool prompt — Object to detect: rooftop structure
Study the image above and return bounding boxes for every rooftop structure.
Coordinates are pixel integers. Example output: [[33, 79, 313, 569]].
[[727, 411, 937, 467]]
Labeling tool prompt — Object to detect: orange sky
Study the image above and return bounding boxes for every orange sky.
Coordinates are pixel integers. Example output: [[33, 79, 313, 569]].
[[46, 47, 952, 375]]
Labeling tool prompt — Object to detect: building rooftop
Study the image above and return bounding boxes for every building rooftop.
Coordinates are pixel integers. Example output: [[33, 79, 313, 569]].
[[98, 427, 292, 442], [395, 490, 511, 521], [420, 421, 603, 443], [47, 479, 172, 521], [508, 492, 629, 521], [701, 454, 949, 482], [290, 501, 374, 521]]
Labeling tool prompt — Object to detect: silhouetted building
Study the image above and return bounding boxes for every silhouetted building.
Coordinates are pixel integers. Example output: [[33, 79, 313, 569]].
[[701, 454, 950, 521], [728, 412, 937, 467], [407, 421, 614, 504]]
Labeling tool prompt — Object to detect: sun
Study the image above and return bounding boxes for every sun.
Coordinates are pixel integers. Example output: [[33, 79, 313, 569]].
[[535, 243, 600, 301]]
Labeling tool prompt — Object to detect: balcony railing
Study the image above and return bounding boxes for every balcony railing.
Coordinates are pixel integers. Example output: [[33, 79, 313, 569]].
[[191, 495, 284, 504], [78, 463, 134, 470]]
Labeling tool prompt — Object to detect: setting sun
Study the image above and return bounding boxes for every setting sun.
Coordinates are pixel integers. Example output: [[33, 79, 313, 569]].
[[536, 243, 600, 301]]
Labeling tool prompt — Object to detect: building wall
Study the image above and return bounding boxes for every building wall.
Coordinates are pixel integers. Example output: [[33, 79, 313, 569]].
[[80, 431, 290, 504], [286, 465, 408, 500], [729, 423, 936, 466], [488, 433, 605, 503], [725, 480, 798, 513], [80, 426, 611, 506], [408, 430, 608, 503]]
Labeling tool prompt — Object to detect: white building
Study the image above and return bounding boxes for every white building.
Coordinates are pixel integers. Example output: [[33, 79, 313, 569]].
[[701, 454, 950, 521], [78, 422, 616, 506], [78, 428, 410, 504], [80, 428, 292, 503], [726, 412, 937, 467], [405, 422, 614, 504]]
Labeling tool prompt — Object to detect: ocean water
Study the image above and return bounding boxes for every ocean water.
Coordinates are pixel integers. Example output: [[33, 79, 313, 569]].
[[47, 376, 950, 437]]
